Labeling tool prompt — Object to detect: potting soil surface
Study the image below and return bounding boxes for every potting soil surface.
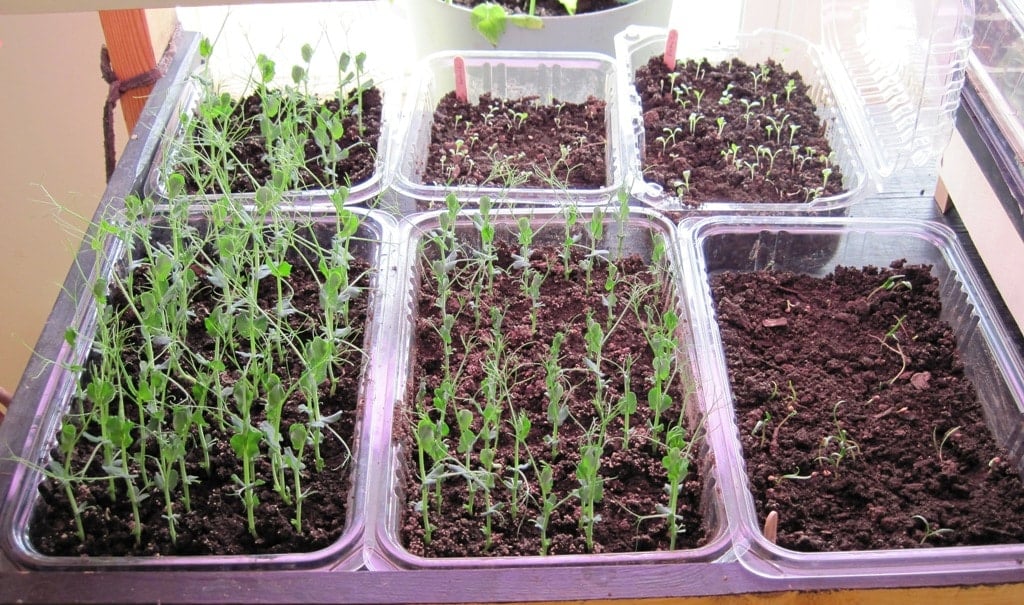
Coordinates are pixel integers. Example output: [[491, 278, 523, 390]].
[[712, 262, 1024, 551], [633, 54, 844, 204]]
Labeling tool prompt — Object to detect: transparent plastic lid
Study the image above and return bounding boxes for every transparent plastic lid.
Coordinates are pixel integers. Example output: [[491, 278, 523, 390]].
[[819, 0, 974, 176]]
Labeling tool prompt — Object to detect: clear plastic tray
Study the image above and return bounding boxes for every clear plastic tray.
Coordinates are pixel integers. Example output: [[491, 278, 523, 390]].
[[820, 0, 974, 173], [615, 0, 973, 211], [679, 215, 1024, 579], [0, 207, 398, 571], [143, 77, 396, 207], [615, 27, 871, 213], [366, 204, 731, 569], [390, 52, 625, 208]]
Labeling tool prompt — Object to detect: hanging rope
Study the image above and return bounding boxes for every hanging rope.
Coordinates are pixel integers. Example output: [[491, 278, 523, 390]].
[[100, 25, 180, 182]]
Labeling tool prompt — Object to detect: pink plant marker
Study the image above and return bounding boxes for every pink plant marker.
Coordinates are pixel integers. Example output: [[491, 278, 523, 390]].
[[664, 29, 678, 70], [454, 55, 468, 103]]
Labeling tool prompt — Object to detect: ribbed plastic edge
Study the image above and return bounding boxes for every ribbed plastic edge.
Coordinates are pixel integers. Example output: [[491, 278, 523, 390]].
[[821, 0, 975, 176]]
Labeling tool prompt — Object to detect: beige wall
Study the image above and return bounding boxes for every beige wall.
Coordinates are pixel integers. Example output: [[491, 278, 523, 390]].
[[0, 13, 125, 395]]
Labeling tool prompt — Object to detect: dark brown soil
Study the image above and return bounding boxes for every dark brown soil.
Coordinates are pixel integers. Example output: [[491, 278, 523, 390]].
[[177, 87, 383, 195], [29, 221, 371, 557], [420, 92, 608, 189], [711, 261, 1024, 551], [450, 0, 627, 17], [398, 233, 709, 557], [633, 55, 844, 204]]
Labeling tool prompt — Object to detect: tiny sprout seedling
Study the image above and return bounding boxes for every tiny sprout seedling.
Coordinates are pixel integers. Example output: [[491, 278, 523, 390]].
[[933, 425, 962, 463], [868, 274, 912, 299], [816, 400, 860, 470], [912, 514, 954, 545], [772, 467, 814, 483], [783, 78, 797, 101], [876, 314, 910, 384]]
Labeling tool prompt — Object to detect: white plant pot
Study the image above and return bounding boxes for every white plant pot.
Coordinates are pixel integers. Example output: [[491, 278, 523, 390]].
[[402, 0, 674, 57]]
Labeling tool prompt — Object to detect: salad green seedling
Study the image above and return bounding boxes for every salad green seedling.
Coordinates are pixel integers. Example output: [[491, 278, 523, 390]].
[[721, 142, 741, 165], [575, 443, 604, 552], [687, 112, 704, 135], [656, 126, 683, 153], [934, 425, 962, 463], [876, 314, 910, 384], [715, 116, 727, 137], [783, 78, 797, 102], [912, 514, 954, 544], [770, 467, 815, 483], [660, 425, 692, 550], [868, 274, 912, 299], [692, 88, 706, 110], [816, 401, 860, 470]]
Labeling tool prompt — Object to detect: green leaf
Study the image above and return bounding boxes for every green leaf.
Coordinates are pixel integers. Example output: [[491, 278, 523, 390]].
[[87, 379, 115, 407], [300, 43, 314, 64], [230, 427, 262, 458], [270, 260, 292, 278], [166, 172, 186, 199], [199, 37, 213, 60], [557, 0, 578, 15], [470, 4, 509, 46], [507, 14, 544, 30], [59, 422, 78, 455], [289, 423, 308, 451], [256, 54, 275, 84]]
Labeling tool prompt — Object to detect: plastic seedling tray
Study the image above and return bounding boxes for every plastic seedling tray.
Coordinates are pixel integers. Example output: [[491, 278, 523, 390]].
[[144, 76, 395, 207], [680, 215, 1024, 580], [0, 206, 396, 571], [367, 204, 730, 569], [615, 27, 870, 214], [391, 52, 625, 209], [615, 0, 971, 212]]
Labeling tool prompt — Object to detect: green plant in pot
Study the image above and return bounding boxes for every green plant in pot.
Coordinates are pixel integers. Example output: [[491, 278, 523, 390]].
[[402, 0, 674, 56]]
